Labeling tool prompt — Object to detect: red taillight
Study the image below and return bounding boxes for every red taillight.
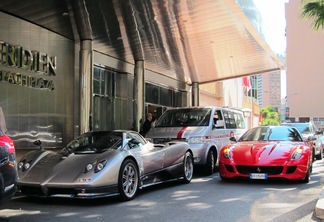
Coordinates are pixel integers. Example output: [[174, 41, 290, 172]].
[[7, 142, 15, 153], [0, 134, 15, 153]]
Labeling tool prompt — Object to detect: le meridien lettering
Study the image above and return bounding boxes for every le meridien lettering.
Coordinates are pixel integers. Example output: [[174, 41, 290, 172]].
[[0, 70, 54, 91], [0, 41, 57, 76]]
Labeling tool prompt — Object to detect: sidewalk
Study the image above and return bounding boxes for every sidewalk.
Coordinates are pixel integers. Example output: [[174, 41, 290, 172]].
[[315, 186, 324, 220]]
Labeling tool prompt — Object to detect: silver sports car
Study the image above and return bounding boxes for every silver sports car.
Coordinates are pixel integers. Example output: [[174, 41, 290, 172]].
[[17, 130, 194, 201]]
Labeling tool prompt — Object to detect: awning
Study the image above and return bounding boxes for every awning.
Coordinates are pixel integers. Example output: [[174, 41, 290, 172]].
[[0, 0, 284, 85]]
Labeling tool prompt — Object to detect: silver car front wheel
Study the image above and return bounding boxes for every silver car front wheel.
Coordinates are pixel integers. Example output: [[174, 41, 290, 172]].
[[118, 159, 139, 201]]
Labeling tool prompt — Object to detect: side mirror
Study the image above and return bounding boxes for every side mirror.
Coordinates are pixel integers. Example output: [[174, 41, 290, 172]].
[[214, 120, 225, 129], [229, 137, 237, 142], [129, 138, 140, 145], [306, 135, 316, 142], [33, 140, 42, 146], [128, 138, 141, 149], [33, 140, 44, 150]]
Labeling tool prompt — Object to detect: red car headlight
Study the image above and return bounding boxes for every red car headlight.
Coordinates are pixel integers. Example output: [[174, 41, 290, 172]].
[[291, 147, 303, 160], [222, 147, 232, 159]]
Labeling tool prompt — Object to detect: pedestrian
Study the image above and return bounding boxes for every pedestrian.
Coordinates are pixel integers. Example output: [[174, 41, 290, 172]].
[[0, 106, 7, 133], [140, 113, 153, 137]]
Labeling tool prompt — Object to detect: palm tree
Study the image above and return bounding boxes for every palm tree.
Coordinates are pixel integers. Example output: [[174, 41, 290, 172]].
[[301, 0, 324, 30], [260, 106, 281, 126]]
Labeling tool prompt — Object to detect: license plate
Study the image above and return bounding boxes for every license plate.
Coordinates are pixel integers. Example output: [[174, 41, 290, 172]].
[[250, 173, 268, 180]]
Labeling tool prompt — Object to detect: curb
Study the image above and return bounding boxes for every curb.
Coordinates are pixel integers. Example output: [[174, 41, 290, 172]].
[[315, 186, 324, 220]]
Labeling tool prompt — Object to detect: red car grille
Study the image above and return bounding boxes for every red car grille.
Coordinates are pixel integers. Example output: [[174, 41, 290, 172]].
[[286, 166, 297, 174], [236, 166, 283, 175]]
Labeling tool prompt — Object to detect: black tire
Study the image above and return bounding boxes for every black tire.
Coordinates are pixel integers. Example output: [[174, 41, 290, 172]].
[[312, 148, 316, 162], [316, 148, 322, 160], [219, 173, 229, 181], [204, 150, 215, 175], [182, 152, 194, 183], [118, 159, 139, 201], [302, 166, 310, 183]]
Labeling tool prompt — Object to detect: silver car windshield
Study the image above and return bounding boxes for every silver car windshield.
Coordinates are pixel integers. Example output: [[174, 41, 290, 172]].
[[61, 131, 122, 154], [155, 108, 211, 127]]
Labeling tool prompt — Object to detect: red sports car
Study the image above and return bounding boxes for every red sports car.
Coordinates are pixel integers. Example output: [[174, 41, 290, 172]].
[[219, 126, 313, 183], [0, 129, 17, 205]]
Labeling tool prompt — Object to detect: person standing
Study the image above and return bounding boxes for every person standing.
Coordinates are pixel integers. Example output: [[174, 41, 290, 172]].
[[0, 107, 7, 133], [140, 113, 153, 137]]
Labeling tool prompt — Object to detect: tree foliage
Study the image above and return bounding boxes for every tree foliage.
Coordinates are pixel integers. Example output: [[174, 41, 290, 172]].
[[301, 0, 324, 30], [260, 106, 281, 126]]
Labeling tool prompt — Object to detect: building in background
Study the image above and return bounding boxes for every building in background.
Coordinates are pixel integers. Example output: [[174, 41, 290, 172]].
[[285, 0, 324, 129], [0, 0, 283, 155], [257, 71, 282, 111]]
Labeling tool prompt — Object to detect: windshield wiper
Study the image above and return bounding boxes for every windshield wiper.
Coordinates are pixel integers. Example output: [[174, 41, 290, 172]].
[[267, 129, 272, 141]]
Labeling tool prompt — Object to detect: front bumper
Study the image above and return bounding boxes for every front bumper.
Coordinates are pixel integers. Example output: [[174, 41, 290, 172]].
[[219, 161, 308, 181], [17, 183, 119, 199]]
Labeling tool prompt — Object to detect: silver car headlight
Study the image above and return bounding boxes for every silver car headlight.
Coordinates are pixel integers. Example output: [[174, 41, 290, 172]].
[[24, 162, 31, 170], [84, 160, 107, 173], [188, 136, 207, 144], [85, 163, 93, 172], [95, 160, 107, 173], [18, 160, 33, 172], [18, 161, 24, 169]]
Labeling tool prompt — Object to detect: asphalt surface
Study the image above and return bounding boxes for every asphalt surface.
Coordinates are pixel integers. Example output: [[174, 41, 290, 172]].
[[2, 159, 324, 222], [315, 185, 324, 219]]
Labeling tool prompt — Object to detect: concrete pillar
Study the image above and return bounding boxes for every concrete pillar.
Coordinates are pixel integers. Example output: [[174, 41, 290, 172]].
[[134, 60, 145, 132], [192, 82, 199, 106], [79, 40, 93, 134]]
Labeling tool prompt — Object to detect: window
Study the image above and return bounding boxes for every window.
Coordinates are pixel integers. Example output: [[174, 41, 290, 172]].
[[223, 110, 245, 129], [233, 112, 246, 129], [155, 108, 212, 127], [145, 83, 188, 107], [125, 132, 146, 149], [93, 67, 114, 97]]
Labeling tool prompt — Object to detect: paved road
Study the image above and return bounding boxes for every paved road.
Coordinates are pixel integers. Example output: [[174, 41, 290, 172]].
[[1, 161, 324, 222]]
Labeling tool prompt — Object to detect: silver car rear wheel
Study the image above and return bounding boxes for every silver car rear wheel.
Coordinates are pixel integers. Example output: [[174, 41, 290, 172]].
[[183, 152, 193, 183], [118, 159, 139, 201]]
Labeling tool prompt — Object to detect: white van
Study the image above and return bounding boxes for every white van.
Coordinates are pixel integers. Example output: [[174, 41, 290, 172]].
[[146, 106, 247, 175]]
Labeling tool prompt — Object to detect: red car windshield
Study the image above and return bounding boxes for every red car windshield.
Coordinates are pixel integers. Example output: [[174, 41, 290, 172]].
[[239, 126, 303, 142]]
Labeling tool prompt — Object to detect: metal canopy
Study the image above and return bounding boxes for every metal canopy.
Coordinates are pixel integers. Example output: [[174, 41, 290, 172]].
[[0, 0, 283, 85]]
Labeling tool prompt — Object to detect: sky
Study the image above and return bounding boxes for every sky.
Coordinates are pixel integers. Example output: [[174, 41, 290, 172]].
[[253, 0, 287, 98], [253, 0, 287, 55]]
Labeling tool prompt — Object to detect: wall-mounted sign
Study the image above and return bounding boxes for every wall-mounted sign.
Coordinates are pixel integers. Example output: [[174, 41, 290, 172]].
[[0, 40, 57, 91]]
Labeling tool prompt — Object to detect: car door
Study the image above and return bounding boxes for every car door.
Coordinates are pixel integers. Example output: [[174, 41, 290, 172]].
[[127, 132, 163, 175], [161, 143, 186, 168]]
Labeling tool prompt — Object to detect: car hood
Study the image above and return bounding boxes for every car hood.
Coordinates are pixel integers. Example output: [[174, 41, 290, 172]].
[[18, 149, 122, 184], [147, 126, 207, 139], [230, 141, 305, 165]]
